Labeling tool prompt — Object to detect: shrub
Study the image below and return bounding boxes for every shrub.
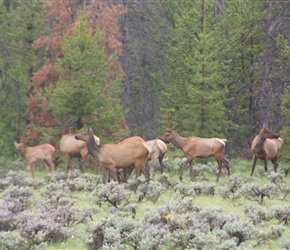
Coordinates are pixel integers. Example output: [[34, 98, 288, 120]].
[[86, 215, 168, 250], [137, 180, 165, 203], [0, 231, 27, 250], [223, 219, 258, 246], [189, 163, 213, 181], [238, 183, 278, 203], [2, 186, 34, 213], [69, 173, 102, 191], [158, 173, 176, 188], [243, 204, 268, 226], [267, 171, 284, 185], [18, 210, 72, 247], [281, 237, 290, 250], [24, 178, 45, 189], [219, 173, 246, 200], [93, 181, 131, 208], [124, 176, 148, 193], [270, 205, 290, 225], [0, 171, 27, 189], [174, 182, 197, 199]]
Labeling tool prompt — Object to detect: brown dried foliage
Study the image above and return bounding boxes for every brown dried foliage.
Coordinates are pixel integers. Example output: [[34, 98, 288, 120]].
[[25, 0, 126, 143]]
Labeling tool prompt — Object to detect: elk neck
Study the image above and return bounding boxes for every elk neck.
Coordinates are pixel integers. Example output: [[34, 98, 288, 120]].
[[17, 147, 27, 160], [86, 134, 101, 158], [254, 135, 266, 152], [169, 134, 187, 150]]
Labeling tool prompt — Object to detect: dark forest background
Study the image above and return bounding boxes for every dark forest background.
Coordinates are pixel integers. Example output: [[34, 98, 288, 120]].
[[1, 0, 290, 161]]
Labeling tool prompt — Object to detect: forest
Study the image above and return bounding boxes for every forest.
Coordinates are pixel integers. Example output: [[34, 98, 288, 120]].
[[1, 0, 290, 160], [2, 1, 290, 249]]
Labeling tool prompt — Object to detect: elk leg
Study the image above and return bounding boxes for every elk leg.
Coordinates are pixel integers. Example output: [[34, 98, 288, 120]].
[[179, 159, 192, 181], [28, 164, 35, 178], [264, 158, 268, 173], [82, 154, 89, 173], [151, 156, 158, 178], [271, 158, 278, 172], [251, 157, 258, 176], [103, 168, 109, 184], [43, 160, 50, 175], [216, 160, 223, 182], [66, 156, 72, 172], [222, 158, 230, 177], [141, 163, 150, 181], [159, 153, 166, 173]]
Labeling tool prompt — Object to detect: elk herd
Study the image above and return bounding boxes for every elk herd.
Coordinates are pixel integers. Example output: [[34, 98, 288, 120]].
[[14, 125, 283, 184]]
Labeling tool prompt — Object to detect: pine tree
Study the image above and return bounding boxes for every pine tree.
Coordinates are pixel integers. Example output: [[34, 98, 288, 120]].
[[51, 10, 128, 141], [0, 0, 44, 155], [161, 0, 229, 138]]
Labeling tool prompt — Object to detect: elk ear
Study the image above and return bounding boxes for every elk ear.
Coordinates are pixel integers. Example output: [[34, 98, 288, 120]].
[[88, 127, 94, 134]]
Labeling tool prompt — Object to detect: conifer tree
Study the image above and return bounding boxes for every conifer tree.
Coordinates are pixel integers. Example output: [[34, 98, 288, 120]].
[[0, 0, 44, 155], [51, 10, 127, 141], [161, 0, 229, 138]]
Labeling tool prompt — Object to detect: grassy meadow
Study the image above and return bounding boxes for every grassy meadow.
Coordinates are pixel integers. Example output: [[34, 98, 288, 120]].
[[1, 155, 290, 250]]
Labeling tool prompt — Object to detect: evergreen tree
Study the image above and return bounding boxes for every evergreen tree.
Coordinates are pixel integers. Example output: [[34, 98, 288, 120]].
[[161, 0, 229, 138], [0, 0, 44, 156], [50, 10, 128, 142]]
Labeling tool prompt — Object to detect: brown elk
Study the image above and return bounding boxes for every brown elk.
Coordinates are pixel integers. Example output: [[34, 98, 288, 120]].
[[159, 127, 230, 182], [145, 139, 167, 176], [58, 122, 100, 172], [119, 137, 167, 178], [75, 128, 150, 184], [14, 142, 55, 178], [250, 127, 282, 176]]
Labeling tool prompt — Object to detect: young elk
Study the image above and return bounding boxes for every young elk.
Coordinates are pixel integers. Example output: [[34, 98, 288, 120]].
[[75, 128, 150, 184], [14, 142, 55, 178], [250, 127, 283, 176], [159, 127, 230, 182]]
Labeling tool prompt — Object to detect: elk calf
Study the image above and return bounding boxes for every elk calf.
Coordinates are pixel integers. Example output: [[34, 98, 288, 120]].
[[14, 142, 55, 178], [251, 127, 282, 176]]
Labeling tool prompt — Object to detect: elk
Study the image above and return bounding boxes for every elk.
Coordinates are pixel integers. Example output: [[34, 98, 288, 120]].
[[250, 127, 282, 176], [14, 142, 55, 178], [58, 122, 100, 172], [159, 126, 230, 182], [75, 128, 150, 184], [145, 139, 167, 176], [119, 137, 167, 178]]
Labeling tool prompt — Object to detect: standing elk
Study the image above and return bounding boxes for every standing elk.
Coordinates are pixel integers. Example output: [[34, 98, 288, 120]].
[[75, 128, 150, 184], [119, 137, 167, 178], [250, 127, 283, 176], [159, 126, 230, 182], [58, 122, 100, 172], [14, 142, 55, 178], [145, 139, 167, 176]]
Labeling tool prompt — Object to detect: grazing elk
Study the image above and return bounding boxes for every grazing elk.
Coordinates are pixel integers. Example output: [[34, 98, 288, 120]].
[[250, 127, 282, 176], [145, 139, 167, 176], [58, 122, 100, 172], [119, 137, 167, 178], [159, 126, 230, 182], [14, 142, 55, 178], [75, 128, 150, 184]]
